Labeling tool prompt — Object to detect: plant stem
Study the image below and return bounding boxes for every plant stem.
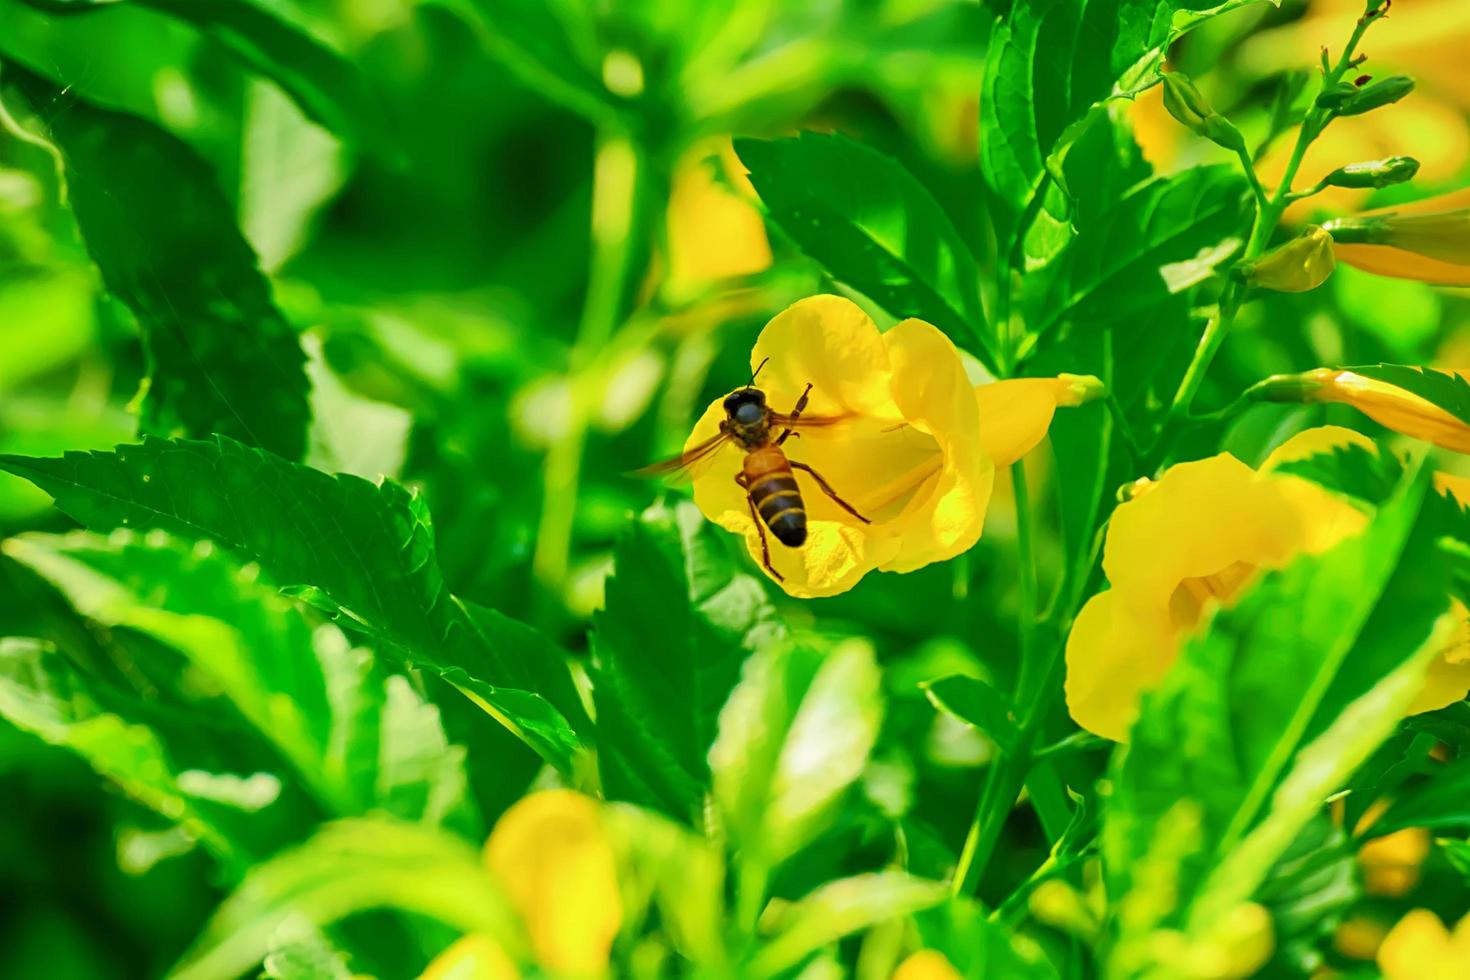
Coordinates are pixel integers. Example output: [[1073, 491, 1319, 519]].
[[953, 462, 1040, 895], [1150, 6, 1378, 465], [532, 134, 648, 609]]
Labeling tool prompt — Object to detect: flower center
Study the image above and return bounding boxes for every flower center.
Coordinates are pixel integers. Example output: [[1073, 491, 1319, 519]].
[[1167, 560, 1258, 631]]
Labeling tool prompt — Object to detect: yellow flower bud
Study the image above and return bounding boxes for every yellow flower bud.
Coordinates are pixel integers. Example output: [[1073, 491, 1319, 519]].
[[1378, 910, 1470, 980], [1324, 191, 1470, 287], [1239, 226, 1336, 292], [892, 950, 962, 980], [1253, 366, 1470, 455]]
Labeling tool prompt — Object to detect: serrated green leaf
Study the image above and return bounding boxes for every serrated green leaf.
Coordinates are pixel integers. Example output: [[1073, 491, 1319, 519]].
[[1367, 754, 1470, 837], [710, 638, 883, 871], [170, 818, 521, 980], [1272, 441, 1403, 509], [922, 675, 1019, 751], [1023, 164, 1248, 341], [6, 529, 479, 832], [14, 0, 393, 154], [1105, 461, 1453, 967], [0, 436, 584, 770], [592, 501, 783, 823], [9, 70, 310, 459], [749, 872, 948, 978], [735, 132, 994, 369], [981, 0, 1272, 251]]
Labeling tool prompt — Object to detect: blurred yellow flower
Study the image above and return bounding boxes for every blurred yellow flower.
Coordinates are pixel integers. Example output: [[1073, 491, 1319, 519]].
[[1258, 367, 1470, 455], [1378, 909, 1470, 980], [892, 950, 962, 980], [665, 137, 771, 293], [420, 790, 622, 979], [686, 296, 1087, 597], [1324, 190, 1470, 287], [1333, 914, 1390, 961], [1065, 426, 1470, 740]]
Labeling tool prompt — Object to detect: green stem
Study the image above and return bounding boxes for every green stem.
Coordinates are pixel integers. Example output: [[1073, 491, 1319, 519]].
[[1150, 7, 1377, 465], [532, 134, 648, 606], [953, 462, 1040, 896]]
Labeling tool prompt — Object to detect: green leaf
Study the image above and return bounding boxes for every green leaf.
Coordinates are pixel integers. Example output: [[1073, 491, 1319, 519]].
[[12, 70, 310, 460], [6, 530, 479, 831], [170, 818, 521, 980], [0, 435, 584, 770], [14, 0, 393, 154], [1254, 817, 1359, 976], [922, 675, 1019, 751], [913, 899, 1060, 978], [749, 872, 948, 978], [1271, 440, 1403, 509], [1023, 163, 1248, 342], [0, 636, 252, 873], [1368, 754, 1470, 837], [592, 501, 783, 823], [735, 132, 994, 369], [710, 638, 884, 870], [982, 0, 1276, 250], [1105, 462, 1454, 967]]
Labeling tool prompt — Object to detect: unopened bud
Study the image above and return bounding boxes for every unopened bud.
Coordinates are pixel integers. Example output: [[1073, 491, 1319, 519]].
[[1238, 226, 1336, 293], [1055, 373, 1106, 407], [1324, 207, 1470, 267], [1323, 156, 1420, 189], [1337, 75, 1415, 117], [1315, 81, 1359, 111], [1161, 72, 1246, 154]]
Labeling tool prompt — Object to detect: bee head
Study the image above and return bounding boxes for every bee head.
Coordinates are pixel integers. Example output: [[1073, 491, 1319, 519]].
[[723, 387, 767, 427]]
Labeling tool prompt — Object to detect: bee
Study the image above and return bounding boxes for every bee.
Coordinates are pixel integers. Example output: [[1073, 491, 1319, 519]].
[[633, 359, 870, 582]]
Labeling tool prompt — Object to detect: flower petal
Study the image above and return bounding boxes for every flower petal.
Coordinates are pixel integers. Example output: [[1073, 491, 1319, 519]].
[[974, 379, 1060, 468], [1378, 910, 1456, 980], [483, 790, 621, 974], [1065, 589, 1175, 742], [749, 295, 901, 420]]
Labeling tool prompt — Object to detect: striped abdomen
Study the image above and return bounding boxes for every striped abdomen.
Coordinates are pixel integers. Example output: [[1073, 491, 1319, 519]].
[[744, 447, 807, 547]]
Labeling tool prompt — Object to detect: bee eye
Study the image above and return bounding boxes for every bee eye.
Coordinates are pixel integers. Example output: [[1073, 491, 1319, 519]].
[[736, 402, 763, 424]]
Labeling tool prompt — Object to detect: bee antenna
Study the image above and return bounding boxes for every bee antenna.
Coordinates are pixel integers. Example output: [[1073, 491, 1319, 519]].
[[749, 357, 770, 388]]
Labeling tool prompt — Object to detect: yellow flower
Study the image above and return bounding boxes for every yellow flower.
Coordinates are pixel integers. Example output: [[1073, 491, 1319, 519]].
[[686, 296, 1088, 597], [1334, 914, 1390, 961], [1256, 367, 1470, 455], [1065, 426, 1470, 740], [1324, 190, 1470, 287], [892, 950, 962, 980], [1378, 910, 1470, 980], [665, 137, 772, 293], [420, 790, 622, 979]]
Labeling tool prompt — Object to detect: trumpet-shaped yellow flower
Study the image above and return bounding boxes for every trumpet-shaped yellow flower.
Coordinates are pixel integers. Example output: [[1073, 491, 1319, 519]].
[[686, 296, 1089, 597], [666, 137, 771, 292], [1065, 427, 1470, 740], [1324, 190, 1470, 287], [420, 790, 622, 979], [1378, 910, 1470, 980], [1258, 367, 1470, 455], [892, 950, 962, 980]]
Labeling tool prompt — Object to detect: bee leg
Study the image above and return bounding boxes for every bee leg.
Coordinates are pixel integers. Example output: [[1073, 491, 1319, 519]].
[[738, 477, 784, 582], [790, 460, 871, 524], [776, 382, 815, 446]]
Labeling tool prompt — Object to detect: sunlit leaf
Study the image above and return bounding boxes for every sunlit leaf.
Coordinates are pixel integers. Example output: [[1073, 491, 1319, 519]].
[[12, 69, 311, 459], [922, 675, 1019, 751], [171, 818, 521, 980], [736, 132, 994, 369], [0, 436, 584, 770], [593, 501, 783, 823]]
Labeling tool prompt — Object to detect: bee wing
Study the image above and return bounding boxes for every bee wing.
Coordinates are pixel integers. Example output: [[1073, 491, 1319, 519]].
[[628, 429, 734, 484], [766, 411, 854, 430]]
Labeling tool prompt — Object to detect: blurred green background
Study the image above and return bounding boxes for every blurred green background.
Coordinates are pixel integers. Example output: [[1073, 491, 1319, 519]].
[[2, 0, 1469, 974]]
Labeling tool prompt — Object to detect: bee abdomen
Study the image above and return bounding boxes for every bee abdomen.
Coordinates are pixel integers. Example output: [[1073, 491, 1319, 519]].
[[751, 474, 807, 547]]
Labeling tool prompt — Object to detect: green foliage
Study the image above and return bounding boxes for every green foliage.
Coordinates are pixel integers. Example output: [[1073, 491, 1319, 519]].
[[593, 501, 783, 822], [3, 0, 1469, 975], [737, 132, 994, 367], [0, 436, 584, 770], [11, 70, 311, 460]]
